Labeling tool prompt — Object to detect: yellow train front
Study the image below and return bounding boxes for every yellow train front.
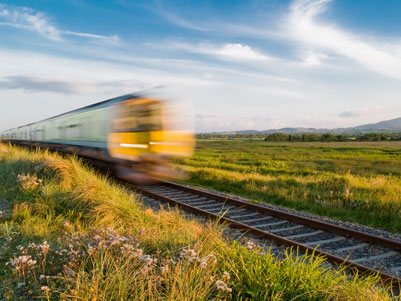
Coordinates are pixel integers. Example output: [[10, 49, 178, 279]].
[[108, 97, 194, 183]]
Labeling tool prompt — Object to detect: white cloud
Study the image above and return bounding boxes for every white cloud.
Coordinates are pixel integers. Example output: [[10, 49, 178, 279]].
[[302, 51, 327, 66], [0, 4, 118, 43], [166, 42, 271, 62], [0, 5, 61, 40], [287, 0, 401, 80], [214, 43, 270, 62]]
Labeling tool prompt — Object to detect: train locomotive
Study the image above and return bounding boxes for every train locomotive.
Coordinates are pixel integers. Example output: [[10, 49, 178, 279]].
[[1, 93, 195, 182]]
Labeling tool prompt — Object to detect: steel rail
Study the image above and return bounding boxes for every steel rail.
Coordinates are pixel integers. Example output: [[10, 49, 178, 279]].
[[161, 181, 401, 252], [132, 182, 401, 288]]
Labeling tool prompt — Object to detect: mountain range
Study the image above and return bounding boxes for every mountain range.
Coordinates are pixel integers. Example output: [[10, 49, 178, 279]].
[[206, 117, 401, 135]]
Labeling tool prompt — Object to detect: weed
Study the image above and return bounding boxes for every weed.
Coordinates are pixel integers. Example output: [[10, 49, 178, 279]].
[[0, 143, 395, 299]]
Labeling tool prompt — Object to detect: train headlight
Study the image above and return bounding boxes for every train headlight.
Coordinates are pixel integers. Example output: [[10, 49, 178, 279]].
[[120, 143, 149, 149]]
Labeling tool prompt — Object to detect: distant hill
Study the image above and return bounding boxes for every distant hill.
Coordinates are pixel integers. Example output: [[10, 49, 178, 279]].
[[353, 117, 401, 131], [205, 117, 401, 135]]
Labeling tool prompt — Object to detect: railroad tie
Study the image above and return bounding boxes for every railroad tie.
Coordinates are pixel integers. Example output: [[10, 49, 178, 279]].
[[197, 203, 224, 210], [269, 225, 304, 233], [258, 220, 288, 228], [335, 243, 369, 253], [305, 236, 346, 247], [208, 206, 237, 214], [228, 212, 260, 220], [186, 199, 216, 205], [351, 251, 398, 263], [285, 230, 323, 240], [240, 216, 274, 224], [224, 208, 248, 215]]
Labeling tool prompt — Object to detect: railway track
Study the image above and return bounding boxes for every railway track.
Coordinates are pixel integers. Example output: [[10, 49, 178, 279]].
[[132, 181, 401, 288]]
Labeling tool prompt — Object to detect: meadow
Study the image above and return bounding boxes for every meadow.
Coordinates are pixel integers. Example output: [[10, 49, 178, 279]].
[[175, 140, 401, 233], [0, 143, 394, 299]]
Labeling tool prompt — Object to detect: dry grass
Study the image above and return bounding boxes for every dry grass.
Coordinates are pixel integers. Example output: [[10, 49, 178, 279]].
[[0, 143, 395, 299]]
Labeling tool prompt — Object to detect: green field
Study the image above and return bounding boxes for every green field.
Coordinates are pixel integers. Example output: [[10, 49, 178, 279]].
[[175, 140, 401, 233], [0, 143, 393, 299]]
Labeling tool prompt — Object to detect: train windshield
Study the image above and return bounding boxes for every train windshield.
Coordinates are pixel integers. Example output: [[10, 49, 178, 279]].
[[113, 100, 163, 132]]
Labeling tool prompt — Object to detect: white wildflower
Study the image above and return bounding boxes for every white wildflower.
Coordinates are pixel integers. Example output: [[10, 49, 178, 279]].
[[180, 249, 197, 263], [216, 280, 226, 291], [223, 271, 230, 282], [246, 240, 256, 250], [200, 260, 208, 269], [215, 279, 232, 293], [41, 286, 50, 293], [160, 266, 168, 273]]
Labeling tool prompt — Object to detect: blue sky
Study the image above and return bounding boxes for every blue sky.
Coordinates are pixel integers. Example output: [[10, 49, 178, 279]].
[[1, 0, 401, 132]]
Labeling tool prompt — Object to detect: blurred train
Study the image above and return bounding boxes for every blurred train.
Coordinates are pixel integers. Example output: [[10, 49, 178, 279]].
[[0, 93, 195, 182]]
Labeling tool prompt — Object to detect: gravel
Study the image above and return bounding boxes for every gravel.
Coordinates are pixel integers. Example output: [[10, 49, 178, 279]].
[[178, 183, 401, 242], [136, 183, 401, 280]]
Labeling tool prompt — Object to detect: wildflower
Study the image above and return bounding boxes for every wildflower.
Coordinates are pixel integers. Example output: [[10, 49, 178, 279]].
[[180, 249, 197, 263], [8, 255, 37, 271], [215, 280, 232, 293], [246, 240, 256, 250], [39, 274, 45, 280], [200, 260, 208, 269], [199, 254, 217, 268], [160, 266, 168, 273], [223, 271, 230, 282], [216, 280, 226, 290], [40, 241, 50, 255], [87, 245, 95, 255], [140, 254, 155, 266], [41, 286, 50, 293], [17, 173, 42, 191]]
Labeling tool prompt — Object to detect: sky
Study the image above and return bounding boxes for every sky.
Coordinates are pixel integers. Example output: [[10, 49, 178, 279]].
[[1, 0, 401, 133]]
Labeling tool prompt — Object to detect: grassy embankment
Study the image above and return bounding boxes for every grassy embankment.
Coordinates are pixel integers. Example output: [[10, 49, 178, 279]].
[[0, 143, 394, 299], [175, 140, 401, 233]]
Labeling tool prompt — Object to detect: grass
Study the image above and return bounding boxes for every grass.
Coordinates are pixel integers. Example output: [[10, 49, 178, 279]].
[[174, 140, 401, 233], [0, 142, 396, 299]]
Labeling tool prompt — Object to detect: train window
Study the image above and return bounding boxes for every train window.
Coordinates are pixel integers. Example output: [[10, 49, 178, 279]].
[[113, 103, 162, 132]]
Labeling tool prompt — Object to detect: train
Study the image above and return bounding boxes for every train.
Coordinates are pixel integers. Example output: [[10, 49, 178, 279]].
[[0, 93, 195, 182]]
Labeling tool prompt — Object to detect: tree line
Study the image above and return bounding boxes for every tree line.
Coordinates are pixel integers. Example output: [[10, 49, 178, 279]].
[[196, 132, 401, 142]]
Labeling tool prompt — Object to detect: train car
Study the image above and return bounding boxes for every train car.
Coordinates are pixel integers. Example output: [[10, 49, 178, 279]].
[[0, 93, 195, 182]]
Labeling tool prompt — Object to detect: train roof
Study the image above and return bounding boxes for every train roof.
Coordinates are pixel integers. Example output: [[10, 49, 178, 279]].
[[3, 92, 143, 131], [40, 93, 140, 122]]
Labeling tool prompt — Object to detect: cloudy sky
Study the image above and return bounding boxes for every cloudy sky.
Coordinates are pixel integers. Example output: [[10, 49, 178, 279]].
[[1, 0, 401, 133]]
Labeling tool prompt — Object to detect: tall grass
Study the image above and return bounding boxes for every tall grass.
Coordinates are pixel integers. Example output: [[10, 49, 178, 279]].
[[0, 143, 395, 299], [175, 140, 401, 233]]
